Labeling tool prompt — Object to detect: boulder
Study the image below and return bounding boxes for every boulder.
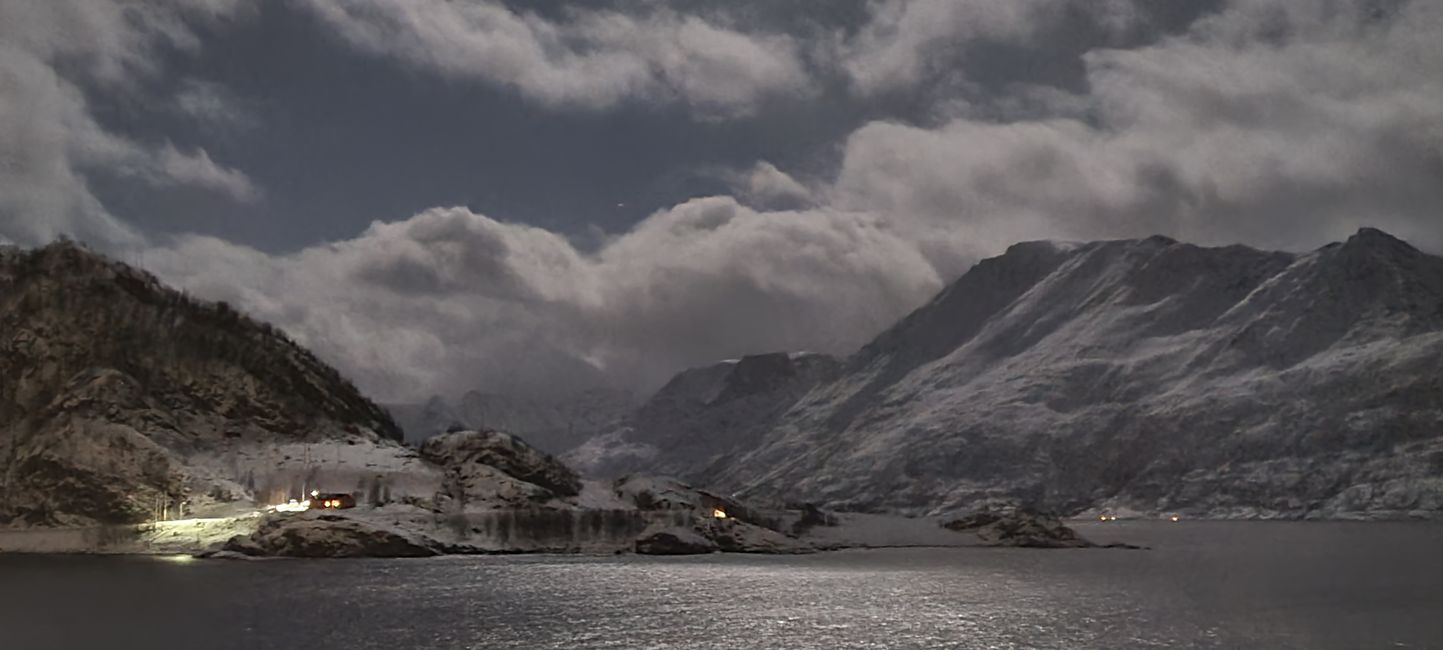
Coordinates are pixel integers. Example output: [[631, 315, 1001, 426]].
[[943, 506, 1091, 548], [701, 518, 813, 554], [633, 516, 813, 555], [634, 528, 718, 555], [421, 430, 581, 497], [613, 475, 706, 510], [789, 503, 837, 536]]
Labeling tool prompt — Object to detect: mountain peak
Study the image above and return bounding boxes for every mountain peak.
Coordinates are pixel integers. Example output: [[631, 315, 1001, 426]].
[[0, 244, 401, 441], [1341, 227, 1418, 254], [706, 230, 1443, 516]]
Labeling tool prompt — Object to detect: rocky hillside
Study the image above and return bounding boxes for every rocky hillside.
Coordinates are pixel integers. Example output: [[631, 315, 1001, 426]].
[[0, 241, 401, 526], [565, 352, 840, 480], [685, 229, 1443, 519]]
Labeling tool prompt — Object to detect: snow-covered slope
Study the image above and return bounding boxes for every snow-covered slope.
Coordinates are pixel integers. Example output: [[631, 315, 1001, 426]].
[[700, 229, 1443, 519], [564, 352, 840, 480], [0, 242, 402, 526]]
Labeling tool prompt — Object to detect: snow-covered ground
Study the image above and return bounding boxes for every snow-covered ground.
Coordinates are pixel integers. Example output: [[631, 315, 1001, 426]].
[[146, 436, 449, 524], [0, 514, 262, 554]]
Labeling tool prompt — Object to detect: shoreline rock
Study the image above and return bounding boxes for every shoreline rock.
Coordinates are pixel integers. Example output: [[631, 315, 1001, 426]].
[[634, 529, 719, 555], [944, 507, 1107, 549], [220, 513, 442, 558]]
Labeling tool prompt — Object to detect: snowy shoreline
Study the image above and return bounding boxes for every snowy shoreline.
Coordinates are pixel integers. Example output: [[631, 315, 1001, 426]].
[[0, 507, 1115, 557], [5, 504, 1435, 558]]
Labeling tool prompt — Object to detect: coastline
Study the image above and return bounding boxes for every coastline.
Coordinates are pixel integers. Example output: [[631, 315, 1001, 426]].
[[12, 508, 1436, 558]]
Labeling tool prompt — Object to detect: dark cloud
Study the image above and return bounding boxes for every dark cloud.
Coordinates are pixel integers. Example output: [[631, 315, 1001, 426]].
[[0, 0, 256, 248]]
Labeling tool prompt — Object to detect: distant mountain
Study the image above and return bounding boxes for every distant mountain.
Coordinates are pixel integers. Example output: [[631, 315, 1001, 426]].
[[388, 388, 635, 455], [564, 352, 840, 481], [646, 229, 1443, 519], [0, 242, 401, 526]]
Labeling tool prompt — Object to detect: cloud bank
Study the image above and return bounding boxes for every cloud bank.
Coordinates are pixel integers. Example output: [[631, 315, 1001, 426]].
[[146, 199, 941, 401]]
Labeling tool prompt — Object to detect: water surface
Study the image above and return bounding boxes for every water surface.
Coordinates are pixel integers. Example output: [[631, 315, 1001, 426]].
[[2, 521, 1440, 649]]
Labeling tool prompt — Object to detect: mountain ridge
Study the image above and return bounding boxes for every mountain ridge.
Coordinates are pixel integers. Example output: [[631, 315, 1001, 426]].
[[627, 228, 1443, 519], [0, 241, 402, 525]]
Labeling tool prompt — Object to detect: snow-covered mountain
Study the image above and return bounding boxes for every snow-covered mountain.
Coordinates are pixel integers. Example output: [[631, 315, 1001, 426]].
[[564, 351, 840, 480], [388, 388, 635, 454], [666, 229, 1443, 519], [0, 242, 402, 526]]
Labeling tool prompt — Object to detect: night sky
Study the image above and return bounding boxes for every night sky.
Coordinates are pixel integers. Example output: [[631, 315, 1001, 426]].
[[2, 0, 1440, 401]]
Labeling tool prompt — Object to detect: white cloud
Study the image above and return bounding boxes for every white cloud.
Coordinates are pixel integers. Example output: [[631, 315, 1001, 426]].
[[147, 199, 942, 401], [731, 161, 814, 210], [298, 0, 814, 119], [834, 0, 1144, 96], [0, 44, 140, 247], [174, 78, 258, 130], [0, 0, 257, 247], [838, 0, 1044, 95], [154, 144, 262, 202], [830, 0, 1443, 259]]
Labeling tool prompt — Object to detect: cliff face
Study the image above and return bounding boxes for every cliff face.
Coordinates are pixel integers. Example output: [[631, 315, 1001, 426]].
[[672, 229, 1443, 519], [0, 242, 400, 525]]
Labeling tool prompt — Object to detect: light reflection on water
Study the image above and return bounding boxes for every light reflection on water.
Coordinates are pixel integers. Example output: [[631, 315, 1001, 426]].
[[1, 521, 1441, 649]]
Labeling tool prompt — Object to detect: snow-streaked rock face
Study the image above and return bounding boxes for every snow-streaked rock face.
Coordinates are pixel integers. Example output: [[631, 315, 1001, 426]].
[[564, 352, 841, 480], [420, 429, 582, 503], [388, 388, 635, 454], [0, 242, 401, 526], [690, 229, 1443, 519]]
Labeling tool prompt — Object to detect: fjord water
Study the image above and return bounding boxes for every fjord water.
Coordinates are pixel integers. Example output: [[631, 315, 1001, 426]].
[[2, 522, 1440, 649]]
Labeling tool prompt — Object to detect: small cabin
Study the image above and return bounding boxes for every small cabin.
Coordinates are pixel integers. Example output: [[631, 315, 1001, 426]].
[[697, 492, 750, 522], [313, 493, 357, 510]]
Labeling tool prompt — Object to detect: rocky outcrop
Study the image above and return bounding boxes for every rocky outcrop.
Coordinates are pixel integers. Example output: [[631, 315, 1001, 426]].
[[942, 507, 1090, 548], [421, 430, 582, 500], [0, 242, 401, 526], [633, 518, 812, 555], [220, 513, 441, 558], [634, 528, 719, 555], [611, 475, 772, 528], [699, 518, 812, 553], [616, 475, 814, 554]]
